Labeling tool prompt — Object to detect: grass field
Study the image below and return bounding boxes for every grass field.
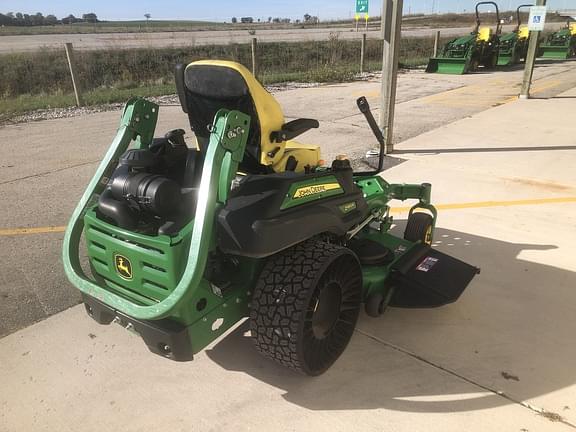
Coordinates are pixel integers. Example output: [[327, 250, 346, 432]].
[[0, 35, 439, 118]]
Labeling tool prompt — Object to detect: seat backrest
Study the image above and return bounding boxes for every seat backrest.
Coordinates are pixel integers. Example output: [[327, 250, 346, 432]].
[[477, 27, 492, 42], [517, 25, 529, 39], [176, 60, 285, 173]]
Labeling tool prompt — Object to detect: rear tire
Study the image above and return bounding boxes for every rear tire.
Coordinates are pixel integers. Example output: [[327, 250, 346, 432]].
[[250, 240, 362, 376], [404, 212, 434, 245]]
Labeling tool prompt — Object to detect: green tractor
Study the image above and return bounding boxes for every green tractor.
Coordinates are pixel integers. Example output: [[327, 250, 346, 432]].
[[426, 1, 502, 74], [496, 4, 532, 66], [539, 21, 576, 60], [63, 60, 479, 375]]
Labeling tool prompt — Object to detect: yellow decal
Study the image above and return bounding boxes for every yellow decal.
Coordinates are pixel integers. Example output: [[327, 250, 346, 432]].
[[293, 183, 341, 199], [114, 254, 133, 280]]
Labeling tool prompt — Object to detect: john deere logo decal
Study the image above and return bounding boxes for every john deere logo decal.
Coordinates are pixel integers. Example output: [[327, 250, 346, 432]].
[[293, 183, 341, 199], [114, 254, 133, 280]]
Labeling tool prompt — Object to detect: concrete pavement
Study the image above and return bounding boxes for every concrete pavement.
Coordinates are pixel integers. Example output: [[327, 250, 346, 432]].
[[1, 70, 576, 430], [1, 61, 576, 337]]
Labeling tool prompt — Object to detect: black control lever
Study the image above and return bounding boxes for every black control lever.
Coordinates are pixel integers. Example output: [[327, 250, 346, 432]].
[[356, 96, 385, 174]]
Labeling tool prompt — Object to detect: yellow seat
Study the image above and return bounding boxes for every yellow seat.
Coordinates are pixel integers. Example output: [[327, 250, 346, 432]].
[[518, 25, 529, 39], [477, 27, 492, 42], [175, 60, 320, 173], [570, 23, 576, 36]]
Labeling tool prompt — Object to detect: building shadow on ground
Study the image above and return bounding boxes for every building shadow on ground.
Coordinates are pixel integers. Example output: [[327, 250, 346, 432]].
[[206, 225, 576, 415]]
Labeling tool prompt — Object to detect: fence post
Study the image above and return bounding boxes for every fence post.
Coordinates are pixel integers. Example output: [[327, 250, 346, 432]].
[[251, 38, 258, 78], [360, 33, 367, 73], [433, 30, 441, 57], [64, 43, 83, 107]]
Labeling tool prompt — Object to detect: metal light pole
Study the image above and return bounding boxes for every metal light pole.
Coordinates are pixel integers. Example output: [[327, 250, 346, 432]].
[[379, 0, 403, 154], [520, 0, 547, 99]]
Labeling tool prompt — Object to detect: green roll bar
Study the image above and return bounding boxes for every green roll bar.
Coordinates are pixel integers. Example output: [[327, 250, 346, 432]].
[[62, 97, 250, 320]]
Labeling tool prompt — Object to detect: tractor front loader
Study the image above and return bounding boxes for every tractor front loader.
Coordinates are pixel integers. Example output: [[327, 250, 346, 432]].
[[426, 1, 502, 74], [539, 22, 576, 60], [63, 60, 479, 375]]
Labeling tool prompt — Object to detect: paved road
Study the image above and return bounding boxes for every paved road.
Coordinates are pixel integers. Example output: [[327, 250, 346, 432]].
[[0, 22, 564, 53], [1, 83, 576, 432]]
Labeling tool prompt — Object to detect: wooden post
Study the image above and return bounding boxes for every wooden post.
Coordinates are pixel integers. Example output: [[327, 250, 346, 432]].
[[433, 30, 440, 57], [360, 33, 367, 73], [64, 43, 83, 107], [251, 38, 258, 77], [520, 0, 546, 99]]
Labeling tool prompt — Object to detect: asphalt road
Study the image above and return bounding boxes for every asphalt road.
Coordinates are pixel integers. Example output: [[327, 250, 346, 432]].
[[0, 22, 564, 53]]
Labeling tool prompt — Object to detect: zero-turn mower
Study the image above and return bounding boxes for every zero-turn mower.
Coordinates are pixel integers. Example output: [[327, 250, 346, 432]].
[[426, 1, 502, 74], [496, 4, 532, 66], [63, 60, 479, 375], [539, 21, 576, 60]]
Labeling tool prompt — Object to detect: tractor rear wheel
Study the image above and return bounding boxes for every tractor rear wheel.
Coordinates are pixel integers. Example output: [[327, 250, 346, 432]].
[[404, 212, 434, 245], [250, 240, 362, 376]]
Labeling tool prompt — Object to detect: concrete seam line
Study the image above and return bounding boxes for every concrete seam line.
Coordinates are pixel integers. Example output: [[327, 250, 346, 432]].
[[355, 328, 576, 429], [0, 159, 100, 187], [1, 197, 576, 237]]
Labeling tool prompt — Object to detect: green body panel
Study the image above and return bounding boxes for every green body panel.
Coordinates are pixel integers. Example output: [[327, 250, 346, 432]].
[[539, 28, 576, 59], [427, 58, 470, 74], [280, 175, 344, 209], [497, 32, 527, 66], [354, 177, 436, 302], [84, 209, 193, 305], [426, 34, 475, 74], [427, 31, 500, 74], [63, 100, 252, 325]]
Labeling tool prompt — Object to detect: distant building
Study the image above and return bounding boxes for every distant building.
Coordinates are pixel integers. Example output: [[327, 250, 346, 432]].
[[241, 17, 254, 23]]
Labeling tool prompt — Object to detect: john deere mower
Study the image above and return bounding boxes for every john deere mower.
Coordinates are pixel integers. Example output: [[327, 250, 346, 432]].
[[497, 4, 532, 66], [539, 21, 576, 60], [426, 1, 502, 74], [63, 60, 478, 375]]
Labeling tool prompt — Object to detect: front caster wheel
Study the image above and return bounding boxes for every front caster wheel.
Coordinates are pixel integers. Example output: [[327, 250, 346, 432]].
[[250, 240, 362, 376], [404, 212, 434, 245]]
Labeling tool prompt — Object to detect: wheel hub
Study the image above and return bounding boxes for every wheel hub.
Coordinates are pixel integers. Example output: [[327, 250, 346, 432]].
[[312, 281, 342, 339]]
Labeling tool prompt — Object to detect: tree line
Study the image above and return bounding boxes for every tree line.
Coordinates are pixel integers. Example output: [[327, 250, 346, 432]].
[[0, 12, 99, 26]]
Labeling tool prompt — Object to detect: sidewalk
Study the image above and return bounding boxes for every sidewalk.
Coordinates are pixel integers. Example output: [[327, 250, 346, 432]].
[[1, 87, 576, 431]]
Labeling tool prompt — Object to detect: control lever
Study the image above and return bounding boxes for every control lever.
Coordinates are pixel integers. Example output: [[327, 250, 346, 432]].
[[356, 96, 385, 174]]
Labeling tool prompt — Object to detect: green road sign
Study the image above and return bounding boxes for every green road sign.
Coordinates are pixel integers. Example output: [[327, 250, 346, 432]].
[[356, 0, 369, 14]]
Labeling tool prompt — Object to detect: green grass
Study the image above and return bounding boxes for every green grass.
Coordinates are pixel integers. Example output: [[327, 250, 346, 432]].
[[0, 36, 436, 119], [0, 84, 175, 118]]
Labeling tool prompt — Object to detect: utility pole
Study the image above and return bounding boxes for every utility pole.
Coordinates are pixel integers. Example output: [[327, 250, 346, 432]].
[[379, 0, 403, 154], [520, 0, 547, 99]]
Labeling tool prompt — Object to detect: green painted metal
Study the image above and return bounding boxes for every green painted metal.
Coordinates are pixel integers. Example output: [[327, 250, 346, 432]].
[[63, 99, 251, 323], [64, 95, 444, 360], [280, 175, 344, 210], [426, 34, 476, 75], [427, 2, 502, 74], [539, 27, 576, 59], [497, 31, 527, 66], [496, 5, 532, 67], [84, 209, 193, 305]]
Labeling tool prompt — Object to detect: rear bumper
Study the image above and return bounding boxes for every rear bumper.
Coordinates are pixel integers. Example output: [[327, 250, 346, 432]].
[[82, 294, 194, 361]]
